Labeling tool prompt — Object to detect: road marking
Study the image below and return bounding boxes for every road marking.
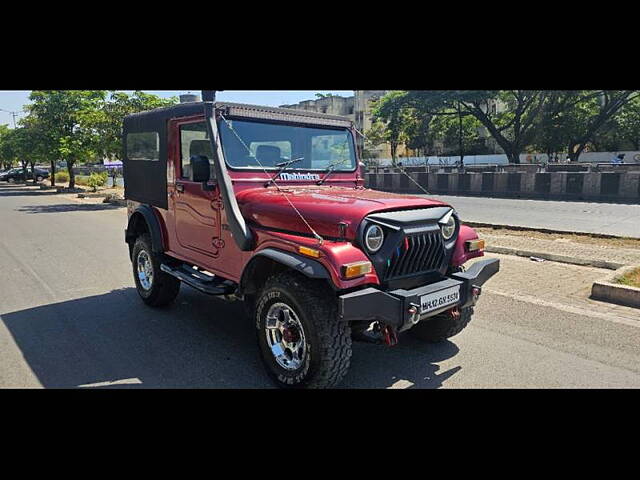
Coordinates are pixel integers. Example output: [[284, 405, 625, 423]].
[[78, 378, 143, 388]]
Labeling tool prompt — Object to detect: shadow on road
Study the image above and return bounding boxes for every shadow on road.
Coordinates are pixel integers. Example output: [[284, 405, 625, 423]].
[[1, 287, 461, 389], [0, 183, 62, 197], [17, 203, 123, 214]]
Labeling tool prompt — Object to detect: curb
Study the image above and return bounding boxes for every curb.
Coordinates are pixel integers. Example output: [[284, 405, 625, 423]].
[[591, 266, 640, 309], [485, 246, 625, 270]]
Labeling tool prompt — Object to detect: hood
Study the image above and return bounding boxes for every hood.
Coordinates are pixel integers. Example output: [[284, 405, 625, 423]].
[[237, 185, 449, 240]]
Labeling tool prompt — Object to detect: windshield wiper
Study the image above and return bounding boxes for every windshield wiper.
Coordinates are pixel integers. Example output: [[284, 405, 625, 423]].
[[317, 158, 351, 185], [265, 157, 304, 187]]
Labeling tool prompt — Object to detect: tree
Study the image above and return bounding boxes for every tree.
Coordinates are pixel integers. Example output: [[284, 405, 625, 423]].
[[26, 90, 106, 189], [81, 91, 177, 161], [615, 96, 640, 150], [384, 90, 549, 164], [371, 91, 411, 165], [0, 124, 15, 171], [534, 90, 640, 161]]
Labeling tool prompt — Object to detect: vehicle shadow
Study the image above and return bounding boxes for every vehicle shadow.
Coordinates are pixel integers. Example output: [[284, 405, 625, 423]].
[[17, 203, 123, 214], [1, 287, 461, 389]]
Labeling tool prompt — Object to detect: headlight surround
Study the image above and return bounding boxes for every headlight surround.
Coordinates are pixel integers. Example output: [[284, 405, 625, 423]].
[[441, 215, 457, 241], [364, 224, 385, 253]]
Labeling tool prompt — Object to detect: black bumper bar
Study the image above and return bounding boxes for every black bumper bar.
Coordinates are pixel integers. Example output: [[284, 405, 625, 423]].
[[338, 258, 500, 332]]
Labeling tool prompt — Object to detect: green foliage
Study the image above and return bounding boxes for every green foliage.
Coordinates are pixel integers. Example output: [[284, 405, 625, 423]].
[[370, 90, 640, 163], [80, 91, 178, 161], [87, 171, 108, 190], [55, 171, 69, 183]]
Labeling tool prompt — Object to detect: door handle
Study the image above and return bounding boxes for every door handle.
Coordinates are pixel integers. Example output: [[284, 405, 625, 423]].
[[176, 183, 185, 193]]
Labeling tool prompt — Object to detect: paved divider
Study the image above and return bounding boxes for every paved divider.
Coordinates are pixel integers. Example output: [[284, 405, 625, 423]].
[[365, 171, 640, 203]]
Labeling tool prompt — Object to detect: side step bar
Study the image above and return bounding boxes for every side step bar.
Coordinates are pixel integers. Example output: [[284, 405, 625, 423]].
[[160, 264, 236, 296]]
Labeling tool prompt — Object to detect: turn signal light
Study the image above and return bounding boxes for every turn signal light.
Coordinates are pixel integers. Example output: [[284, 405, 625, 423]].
[[342, 261, 373, 279], [466, 239, 485, 252], [298, 246, 321, 258]]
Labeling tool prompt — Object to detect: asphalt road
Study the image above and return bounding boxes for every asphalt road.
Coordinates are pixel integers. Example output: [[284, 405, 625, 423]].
[[1, 183, 640, 388], [423, 195, 640, 238]]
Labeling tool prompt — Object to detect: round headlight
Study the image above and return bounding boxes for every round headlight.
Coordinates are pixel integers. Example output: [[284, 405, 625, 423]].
[[364, 225, 385, 253], [441, 215, 457, 241]]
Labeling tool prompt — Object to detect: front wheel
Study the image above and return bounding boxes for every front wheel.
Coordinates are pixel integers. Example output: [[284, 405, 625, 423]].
[[255, 272, 352, 389]]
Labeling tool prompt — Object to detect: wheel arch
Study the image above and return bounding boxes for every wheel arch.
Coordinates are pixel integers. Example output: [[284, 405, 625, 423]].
[[125, 205, 166, 259], [240, 248, 332, 296]]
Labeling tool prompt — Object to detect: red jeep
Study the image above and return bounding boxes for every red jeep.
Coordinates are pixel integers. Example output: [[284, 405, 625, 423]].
[[123, 91, 499, 388]]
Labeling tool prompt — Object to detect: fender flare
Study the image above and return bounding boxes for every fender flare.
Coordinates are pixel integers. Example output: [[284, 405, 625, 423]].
[[240, 248, 331, 294], [125, 205, 165, 254]]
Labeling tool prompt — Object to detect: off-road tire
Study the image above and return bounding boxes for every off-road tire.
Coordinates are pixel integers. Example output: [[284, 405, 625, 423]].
[[255, 271, 352, 389], [132, 234, 180, 307], [409, 307, 474, 343]]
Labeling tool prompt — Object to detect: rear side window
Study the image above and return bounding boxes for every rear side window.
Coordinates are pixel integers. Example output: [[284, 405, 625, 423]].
[[127, 132, 160, 161]]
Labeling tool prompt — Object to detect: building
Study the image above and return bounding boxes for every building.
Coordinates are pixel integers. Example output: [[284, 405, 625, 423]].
[[281, 91, 398, 159]]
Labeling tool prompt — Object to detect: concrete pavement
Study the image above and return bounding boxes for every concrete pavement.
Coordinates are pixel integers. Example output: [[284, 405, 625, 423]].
[[1, 183, 639, 388]]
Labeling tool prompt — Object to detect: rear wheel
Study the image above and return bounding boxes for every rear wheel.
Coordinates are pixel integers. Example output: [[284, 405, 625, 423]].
[[132, 234, 180, 307], [255, 272, 352, 389], [409, 306, 474, 343]]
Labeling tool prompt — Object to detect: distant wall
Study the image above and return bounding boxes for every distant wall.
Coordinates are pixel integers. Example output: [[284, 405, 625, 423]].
[[365, 171, 640, 203], [366, 151, 640, 167]]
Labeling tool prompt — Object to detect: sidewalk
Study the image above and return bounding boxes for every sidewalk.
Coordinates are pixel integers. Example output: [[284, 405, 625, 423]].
[[476, 227, 640, 269]]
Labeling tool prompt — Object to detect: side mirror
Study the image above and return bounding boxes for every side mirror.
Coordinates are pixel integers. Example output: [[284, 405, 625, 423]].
[[190, 155, 210, 183], [190, 155, 216, 191]]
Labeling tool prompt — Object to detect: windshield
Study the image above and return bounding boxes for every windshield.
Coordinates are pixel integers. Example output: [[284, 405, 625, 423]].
[[218, 118, 357, 172]]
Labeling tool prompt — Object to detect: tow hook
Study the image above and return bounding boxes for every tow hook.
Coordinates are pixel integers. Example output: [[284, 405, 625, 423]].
[[449, 307, 461, 321]]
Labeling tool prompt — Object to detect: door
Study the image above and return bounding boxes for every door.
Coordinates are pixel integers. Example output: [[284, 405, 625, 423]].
[[172, 120, 226, 266]]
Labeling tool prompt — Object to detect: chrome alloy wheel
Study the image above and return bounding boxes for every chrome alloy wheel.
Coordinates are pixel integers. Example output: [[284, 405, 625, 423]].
[[265, 303, 307, 371], [137, 250, 154, 291]]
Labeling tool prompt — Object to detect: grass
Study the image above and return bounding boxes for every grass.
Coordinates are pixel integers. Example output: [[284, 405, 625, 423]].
[[617, 267, 640, 288]]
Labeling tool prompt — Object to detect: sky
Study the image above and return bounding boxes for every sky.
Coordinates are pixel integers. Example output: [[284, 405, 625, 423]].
[[0, 90, 354, 127]]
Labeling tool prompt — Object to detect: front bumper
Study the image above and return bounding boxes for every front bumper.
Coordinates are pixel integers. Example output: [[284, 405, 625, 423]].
[[338, 258, 500, 332]]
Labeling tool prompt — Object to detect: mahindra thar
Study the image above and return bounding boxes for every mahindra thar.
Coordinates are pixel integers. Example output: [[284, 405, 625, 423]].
[[123, 90, 499, 388]]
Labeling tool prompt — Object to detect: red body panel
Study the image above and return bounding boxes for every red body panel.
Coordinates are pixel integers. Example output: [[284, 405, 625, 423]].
[[142, 113, 483, 288], [451, 225, 485, 267]]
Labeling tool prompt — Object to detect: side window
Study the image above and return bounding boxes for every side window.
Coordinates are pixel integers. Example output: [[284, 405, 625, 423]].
[[127, 132, 160, 161], [180, 122, 215, 180]]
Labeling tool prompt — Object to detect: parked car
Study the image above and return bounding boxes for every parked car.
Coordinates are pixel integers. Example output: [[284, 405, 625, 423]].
[[0, 167, 50, 183]]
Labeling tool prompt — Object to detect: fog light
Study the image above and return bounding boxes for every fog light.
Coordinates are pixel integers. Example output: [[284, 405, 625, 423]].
[[342, 261, 373, 279], [466, 239, 486, 252], [472, 286, 482, 298]]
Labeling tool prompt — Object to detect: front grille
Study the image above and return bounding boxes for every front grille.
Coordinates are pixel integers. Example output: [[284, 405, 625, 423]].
[[384, 231, 446, 280]]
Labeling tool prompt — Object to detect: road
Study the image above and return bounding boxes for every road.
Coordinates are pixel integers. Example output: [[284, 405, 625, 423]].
[[1, 183, 640, 388], [422, 195, 640, 238]]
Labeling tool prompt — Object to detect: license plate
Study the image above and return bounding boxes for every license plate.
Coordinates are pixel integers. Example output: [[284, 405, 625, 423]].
[[420, 286, 461, 314]]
